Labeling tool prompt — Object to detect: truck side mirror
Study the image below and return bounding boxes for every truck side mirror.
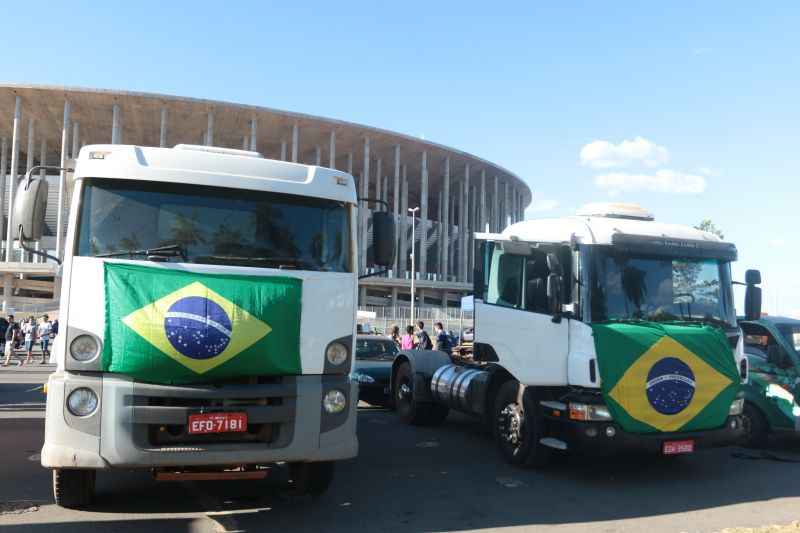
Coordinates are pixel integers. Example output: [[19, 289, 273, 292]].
[[767, 345, 785, 368], [744, 269, 762, 321], [13, 177, 49, 241], [371, 212, 396, 268], [546, 252, 562, 276], [546, 273, 563, 321]]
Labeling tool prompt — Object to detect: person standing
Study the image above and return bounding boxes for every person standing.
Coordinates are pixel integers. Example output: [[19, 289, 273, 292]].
[[38, 315, 53, 364], [3, 315, 20, 366], [433, 322, 452, 353], [400, 325, 416, 351], [389, 325, 401, 348], [23, 317, 37, 365], [415, 321, 433, 350]]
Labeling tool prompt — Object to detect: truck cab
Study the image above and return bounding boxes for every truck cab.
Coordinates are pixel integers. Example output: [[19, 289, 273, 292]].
[[392, 203, 747, 466], [739, 316, 800, 446], [13, 144, 393, 507]]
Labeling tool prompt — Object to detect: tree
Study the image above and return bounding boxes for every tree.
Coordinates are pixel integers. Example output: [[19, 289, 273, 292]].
[[695, 219, 724, 239]]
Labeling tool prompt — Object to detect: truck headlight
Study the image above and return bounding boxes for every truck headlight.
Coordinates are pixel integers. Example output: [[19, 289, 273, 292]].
[[569, 402, 613, 421], [326, 342, 348, 366], [352, 372, 375, 384], [67, 387, 98, 417], [323, 389, 347, 414], [70, 335, 100, 362], [729, 398, 744, 416]]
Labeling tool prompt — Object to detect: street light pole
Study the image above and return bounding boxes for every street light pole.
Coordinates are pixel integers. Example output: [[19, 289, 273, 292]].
[[408, 206, 420, 327]]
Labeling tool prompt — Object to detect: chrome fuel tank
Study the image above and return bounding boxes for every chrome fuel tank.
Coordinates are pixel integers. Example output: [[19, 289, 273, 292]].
[[430, 364, 490, 415]]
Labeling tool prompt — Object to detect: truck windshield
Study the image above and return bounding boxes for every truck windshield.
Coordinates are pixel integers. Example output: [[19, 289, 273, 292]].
[[588, 248, 734, 326], [776, 325, 800, 354], [75, 178, 352, 272]]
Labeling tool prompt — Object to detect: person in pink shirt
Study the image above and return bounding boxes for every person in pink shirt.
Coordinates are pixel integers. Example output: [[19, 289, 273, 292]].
[[400, 325, 416, 350]]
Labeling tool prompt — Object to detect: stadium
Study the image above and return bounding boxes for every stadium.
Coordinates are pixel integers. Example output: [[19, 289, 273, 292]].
[[0, 84, 531, 311]]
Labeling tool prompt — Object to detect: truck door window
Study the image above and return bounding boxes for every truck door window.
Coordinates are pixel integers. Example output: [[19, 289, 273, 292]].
[[524, 250, 550, 314], [486, 250, 524, 309]]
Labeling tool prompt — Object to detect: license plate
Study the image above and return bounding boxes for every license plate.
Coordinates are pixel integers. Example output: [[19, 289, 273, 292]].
[[187, 412, 247, 435], [663, 439, 694, 455]]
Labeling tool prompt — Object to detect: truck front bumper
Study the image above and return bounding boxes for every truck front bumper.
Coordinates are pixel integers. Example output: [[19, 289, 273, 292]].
[[552, 415, 745, 455], [41, 372, 358, 469]]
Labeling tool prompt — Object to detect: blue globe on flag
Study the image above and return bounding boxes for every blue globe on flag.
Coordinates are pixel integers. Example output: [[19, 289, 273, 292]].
[[646, 357, 696, 415], [164, 296, 232, 360]]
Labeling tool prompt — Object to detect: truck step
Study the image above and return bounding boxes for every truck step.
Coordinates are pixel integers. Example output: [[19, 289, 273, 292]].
[[539, 438, 568, 450], [154, 469, 268, 482]]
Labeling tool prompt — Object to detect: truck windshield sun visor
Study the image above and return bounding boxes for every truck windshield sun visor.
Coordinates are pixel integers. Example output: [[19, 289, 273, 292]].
[[611, 234, 738, 262]]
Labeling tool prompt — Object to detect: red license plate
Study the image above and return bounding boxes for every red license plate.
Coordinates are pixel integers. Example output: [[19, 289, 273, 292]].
[[187, 412, 247, 435], [663, 439, 694, 455]]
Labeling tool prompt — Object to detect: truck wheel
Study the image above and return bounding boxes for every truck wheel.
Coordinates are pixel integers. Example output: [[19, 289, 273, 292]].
[[289, 461, 334, 497], [741, 403, 769, 448], [493, 380, 551, 467], [53, 468, 95, 508], [393, 361, 449, 425]]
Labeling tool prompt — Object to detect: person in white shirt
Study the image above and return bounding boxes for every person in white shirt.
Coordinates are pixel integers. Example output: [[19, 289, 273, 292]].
[[22, 317, 37, 365], [37, 315, 53, 365]]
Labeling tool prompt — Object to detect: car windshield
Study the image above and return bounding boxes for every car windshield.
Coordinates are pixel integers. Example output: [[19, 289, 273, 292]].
[[355, 338, 398, 359], [776, 325, 800, 354], [75, 178, 351, 272], [589, 248, 734, 326]]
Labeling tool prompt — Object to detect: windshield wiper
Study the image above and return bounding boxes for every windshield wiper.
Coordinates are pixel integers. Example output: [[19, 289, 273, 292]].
[[95, 243, 187, 261], [193, 255, 320, 270]]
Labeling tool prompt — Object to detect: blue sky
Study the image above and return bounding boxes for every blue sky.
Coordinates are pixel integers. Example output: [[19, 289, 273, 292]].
[[4, 1, 798, 315]]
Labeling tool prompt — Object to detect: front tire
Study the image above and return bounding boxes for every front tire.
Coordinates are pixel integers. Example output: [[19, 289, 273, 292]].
[[289, 461, 335, 497], [493, 380, 551, 467], [741, 403, 769, 448], [53, 468, 95, 508], [393, 362, 449, 425]]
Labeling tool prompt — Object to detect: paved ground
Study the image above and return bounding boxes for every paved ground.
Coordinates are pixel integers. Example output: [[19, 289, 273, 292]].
[[1, 370, 799, 533]]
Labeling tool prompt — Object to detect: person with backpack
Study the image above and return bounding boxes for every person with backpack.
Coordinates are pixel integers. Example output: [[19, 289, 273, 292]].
[[2, 315, 20, 366], [415, 321, 433, 350], [433, 322, 452, 353]]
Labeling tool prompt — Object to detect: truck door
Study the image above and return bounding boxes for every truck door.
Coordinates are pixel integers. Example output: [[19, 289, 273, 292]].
[[474, 240, 569, 385]]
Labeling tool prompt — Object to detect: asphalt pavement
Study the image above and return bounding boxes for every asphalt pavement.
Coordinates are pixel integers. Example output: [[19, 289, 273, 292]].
[[1, 370, 799, 533]]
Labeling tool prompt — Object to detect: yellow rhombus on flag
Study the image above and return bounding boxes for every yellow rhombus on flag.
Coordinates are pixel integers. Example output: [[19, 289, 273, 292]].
[[608, 336, 732, 432]]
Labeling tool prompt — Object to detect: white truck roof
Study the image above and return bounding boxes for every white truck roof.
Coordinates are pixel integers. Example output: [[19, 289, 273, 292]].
[[72, 144, 357, 204]]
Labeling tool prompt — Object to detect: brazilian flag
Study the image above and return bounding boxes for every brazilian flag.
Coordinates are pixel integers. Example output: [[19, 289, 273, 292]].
[[103, 263, 302, 385], [592, 322, 739, 434]]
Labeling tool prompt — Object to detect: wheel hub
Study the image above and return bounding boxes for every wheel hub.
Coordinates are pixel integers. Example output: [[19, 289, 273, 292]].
[[499, 403, 523, 446], [399, 383, 412, 400]]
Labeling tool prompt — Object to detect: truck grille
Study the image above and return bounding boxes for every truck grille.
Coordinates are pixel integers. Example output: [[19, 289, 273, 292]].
[[130, 377, 297, 450]]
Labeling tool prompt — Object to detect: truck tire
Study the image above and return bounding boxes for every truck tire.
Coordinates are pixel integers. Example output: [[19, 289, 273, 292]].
[[493, 380, 551, 467], [741, 403, 769, 448], [393, 361, 449, 426], [289, 461, 335, 497], [53, 468, 95, 508]]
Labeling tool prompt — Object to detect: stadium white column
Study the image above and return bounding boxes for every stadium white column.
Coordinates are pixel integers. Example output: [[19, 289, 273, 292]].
[[0, 138, 7, 248], [242, 136, 248, 150], [375, 158, 382, 210], [493, 175, 500, 231], [315, 146, 322, 165], [40, 139, 46, 178], [25, 118, 35, 174], [419, 150, 428, 276], [111, 103, 121, 144], [458, 177, 465, 281], [399, 165, 408, 276], [346, 152, 353, 174], [250, 118, 257, 151], [461, 164, 470, 282], [6, 96, 22, 262], [392, 145, 400, 275], [56, 100, 71, 259], [442, 156, 450, 281], [206, 112, 214, 146], [503, 180, 510, 229], [361, 136, 370, 273], [72, 122, 80, 159], [329, 130, 336, 169], [159, 108, 168, 147], [291, 121, 299, 162], [280, 141, 287, 161], [437, 189, 443, 277], [480, 169, 487, 231]]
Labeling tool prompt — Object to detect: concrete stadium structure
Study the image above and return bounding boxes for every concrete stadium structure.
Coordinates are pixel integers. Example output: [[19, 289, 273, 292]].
[[0, 84, 530, 310]]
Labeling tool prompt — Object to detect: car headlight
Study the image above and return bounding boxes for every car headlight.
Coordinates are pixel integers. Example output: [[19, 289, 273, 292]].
[[70, 334, 100, 362], [323, 389, 347, 414], [729, 398, 744, 416], [66, 387, 98, 417], [569, 402, 613, 421], [352, 372, 376, 384], [326, 342, 348, 366]]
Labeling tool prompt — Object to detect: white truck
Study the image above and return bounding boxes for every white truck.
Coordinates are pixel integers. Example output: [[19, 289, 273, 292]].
[[391, 203, 751, 465], [13, 144, 394, 507]]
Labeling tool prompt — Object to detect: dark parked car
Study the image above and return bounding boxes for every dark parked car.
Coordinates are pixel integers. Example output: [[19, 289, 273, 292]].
[[353, 335, 398, 406]]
